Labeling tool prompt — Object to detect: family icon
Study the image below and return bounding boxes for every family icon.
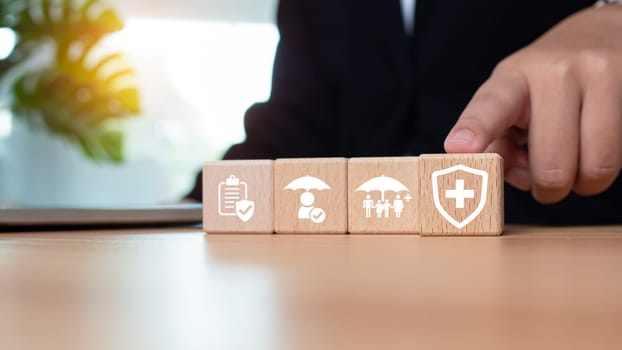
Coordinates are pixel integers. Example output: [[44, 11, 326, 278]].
[[356, 175, 412, 220]]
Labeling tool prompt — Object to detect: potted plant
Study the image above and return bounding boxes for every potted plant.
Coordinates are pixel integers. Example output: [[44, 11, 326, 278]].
[[0, 0, 140, 162]]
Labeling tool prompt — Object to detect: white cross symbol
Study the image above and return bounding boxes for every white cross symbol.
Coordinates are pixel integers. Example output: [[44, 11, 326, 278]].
[[445, 179, 474, 209], [404, 194, 413, 202]]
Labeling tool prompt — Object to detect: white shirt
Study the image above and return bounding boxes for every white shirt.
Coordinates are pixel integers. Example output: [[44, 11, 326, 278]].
[[400, 0, 416, 35]]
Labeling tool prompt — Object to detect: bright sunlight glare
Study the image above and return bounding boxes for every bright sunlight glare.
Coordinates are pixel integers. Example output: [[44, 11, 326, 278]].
[[0, 28, 17, 60], [0, 109, 11, 139], [104, 18, 279, 157], [1, 18, 280, 207]]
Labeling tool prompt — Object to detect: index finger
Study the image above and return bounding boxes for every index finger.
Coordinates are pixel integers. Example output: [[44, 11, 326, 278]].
[[444, 69, 530, 153]]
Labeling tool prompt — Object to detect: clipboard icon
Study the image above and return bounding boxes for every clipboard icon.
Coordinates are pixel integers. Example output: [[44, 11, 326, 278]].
[[218, 175, 255, 222]]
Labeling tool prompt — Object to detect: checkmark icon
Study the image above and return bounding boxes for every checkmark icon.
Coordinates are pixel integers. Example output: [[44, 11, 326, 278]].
[[309, 208, 327, 224], [238, 203, 253, 215], [234, 200, 255, 222]]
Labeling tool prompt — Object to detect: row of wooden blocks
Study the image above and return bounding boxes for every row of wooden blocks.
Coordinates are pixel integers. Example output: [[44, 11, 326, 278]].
[[202, 154, 504, 236]]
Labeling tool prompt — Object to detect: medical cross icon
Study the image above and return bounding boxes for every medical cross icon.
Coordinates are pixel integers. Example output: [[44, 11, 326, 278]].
[[431, 163, 490, 229], [445, 179, 474, 209]]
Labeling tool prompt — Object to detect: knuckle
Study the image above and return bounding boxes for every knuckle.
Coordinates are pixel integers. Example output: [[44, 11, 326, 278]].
[[533, 167, 573, 190], [547, 58, 575, 79], [492, 56, 529, 83], [580, 166, 619, 182], [574, 166, 620, 196], [493, 57, 519, 75], [578, 48, 617, 74], [473, 91, 513, 114]]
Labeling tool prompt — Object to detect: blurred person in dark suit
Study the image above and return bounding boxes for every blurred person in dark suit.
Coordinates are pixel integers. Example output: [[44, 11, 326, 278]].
[[189, 0, 622, 224]]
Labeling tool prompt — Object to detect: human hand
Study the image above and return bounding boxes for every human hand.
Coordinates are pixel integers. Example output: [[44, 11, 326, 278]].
[[444, 5, 622, 204]]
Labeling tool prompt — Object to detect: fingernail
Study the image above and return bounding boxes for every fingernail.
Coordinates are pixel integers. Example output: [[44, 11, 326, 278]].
[[446, 129, 475, 145], [506, 167, 531, 191]]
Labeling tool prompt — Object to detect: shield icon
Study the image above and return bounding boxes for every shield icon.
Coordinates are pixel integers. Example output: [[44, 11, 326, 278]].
[[235, 200, 255, 222], [431, 165, 488, 229]]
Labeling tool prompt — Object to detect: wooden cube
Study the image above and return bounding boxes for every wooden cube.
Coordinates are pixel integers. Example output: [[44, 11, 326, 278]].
[[274, 158, 347, 234], [348, 157, 419, 234], [202, 160, 274, 233], [418, 153, 504, 236]]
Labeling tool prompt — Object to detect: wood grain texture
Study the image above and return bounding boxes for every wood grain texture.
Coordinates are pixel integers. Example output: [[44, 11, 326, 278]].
[[202, 160, 273, 233], [348, 157, 419, 233], [419, 153, 504, 236], [274, 158, 347, 233], [2, 225, 622, 350]]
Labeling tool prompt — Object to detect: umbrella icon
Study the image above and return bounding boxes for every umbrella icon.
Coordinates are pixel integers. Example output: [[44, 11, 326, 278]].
[[284, 175, 331, 191], [355, 175, 409, 201]]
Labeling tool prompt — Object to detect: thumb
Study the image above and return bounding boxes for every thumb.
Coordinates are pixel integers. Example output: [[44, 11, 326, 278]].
[[445, 70, 529, 153]]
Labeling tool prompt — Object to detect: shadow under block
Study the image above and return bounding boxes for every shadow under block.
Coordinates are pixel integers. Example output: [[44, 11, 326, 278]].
[[202, 160, 274, 233], [418, 153, 504, 236], [274, 158, 347, 234], [348, 157, 419, 233]]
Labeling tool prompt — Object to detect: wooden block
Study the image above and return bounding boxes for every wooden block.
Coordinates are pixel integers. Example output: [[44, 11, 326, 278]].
[[202, 160, 273, 233], [274, 158, 347, 234], [348, 157, 419, 234], [418, 153, 504, 236]]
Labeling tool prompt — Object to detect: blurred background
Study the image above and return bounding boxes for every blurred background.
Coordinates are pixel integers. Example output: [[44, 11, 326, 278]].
[[0, 0, 279, 207]]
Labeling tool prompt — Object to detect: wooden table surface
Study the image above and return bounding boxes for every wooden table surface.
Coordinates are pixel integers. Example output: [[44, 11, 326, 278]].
[[1, 225, 622, 350]]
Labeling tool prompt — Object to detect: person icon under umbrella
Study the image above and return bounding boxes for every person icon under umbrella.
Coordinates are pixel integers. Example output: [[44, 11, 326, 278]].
[[284, 175, 331, 224], [298, 191, 315, 219]]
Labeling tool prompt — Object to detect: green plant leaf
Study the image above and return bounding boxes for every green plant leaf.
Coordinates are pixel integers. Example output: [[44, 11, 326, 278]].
[[2, 0, 140, 163], [5, 0, 123, 44]]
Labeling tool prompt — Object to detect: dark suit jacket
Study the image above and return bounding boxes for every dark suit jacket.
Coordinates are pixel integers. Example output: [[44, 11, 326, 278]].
[[189, 0, 622, 224]]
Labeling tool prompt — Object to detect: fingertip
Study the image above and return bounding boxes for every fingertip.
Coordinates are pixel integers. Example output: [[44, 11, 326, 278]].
[[444, 128, 485, 153]]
